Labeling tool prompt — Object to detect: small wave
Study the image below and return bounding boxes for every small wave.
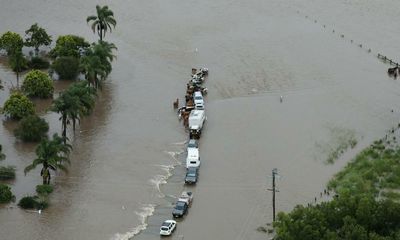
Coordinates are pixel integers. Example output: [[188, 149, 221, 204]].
[[171, 140, 187, 146], [165, 150, 184, 164], [149, 175, 170, 197], [110, 204, 156, 240]]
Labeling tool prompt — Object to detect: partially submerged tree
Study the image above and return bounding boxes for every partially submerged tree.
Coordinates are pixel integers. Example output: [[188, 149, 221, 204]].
[[21, 70, 54, 98], [86, 5, 116, 41], [49, 35, 89, 59], [0, 31, 23, 56], [2, 92, 35, 120], [9, 49, 28, 87], [0, 144, 5, 161], [24, 23, 52, 57], [24, 134, 72, 185], [51, 56, 80, 80], [14, 114, 49, 142]]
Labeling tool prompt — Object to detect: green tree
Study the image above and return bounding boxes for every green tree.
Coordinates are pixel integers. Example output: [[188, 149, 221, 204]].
[[24, 134, 72, 185], [66, 81, 96, 130], [49, 35, 89, 59], [0, 31, 23, 56], [0, 166, 16, 180], [86, 5, 117, 41], [9, 49, 28, 87], [24, 23, 52, 57], [2, 92, 35, 119], [51, 56, 79, 80], [14, 115, 49, 142], [21, 70, 54, 98], [51, 91, 80, 140], [80, 52, 106, 89], [92, 41, 117, 76]]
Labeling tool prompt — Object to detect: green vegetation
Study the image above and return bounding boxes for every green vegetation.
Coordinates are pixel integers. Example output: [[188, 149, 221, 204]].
[[21, 70, 54, 98], [328, 140, 400, 198], [0, 166, 16, 180], [274, 192, 400, 240], [0, 31, 23, 56], [14, 115, 49, 142], [2, 92, 35, 119], [87, 5, 116, 41], [51, 56, 79, 80], [0, 184, 14, 203], [24, 23, 52, 57], [28, 57, 50, 69], [18, 195, 48, 209], [36, 184, 53, 196], [49, 35, 89, 59], [24, 134, 72, 185]]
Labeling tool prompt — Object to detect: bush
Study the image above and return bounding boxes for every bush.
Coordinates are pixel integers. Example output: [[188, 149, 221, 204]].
[[21, 70, 54, 98], [2, 92, 35, 119], [28, 57, 50, 69], [51, 56, 79, 80], [36, 184, 53, 196], [18, 195, 48, 209], [14, 115, 49, 142], [0, 184, 14, 203], [18, 196, 37, 209], [0, 166, 16, 180]]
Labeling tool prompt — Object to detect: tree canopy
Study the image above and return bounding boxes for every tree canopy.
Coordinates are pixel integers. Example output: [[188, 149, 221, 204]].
[[49, 35, 89, 59], [2, 92, 35, 119], [14, 114, 49, 142], [24, 23, 52, 56], [0, 31, 23, 56], [21, 70, 54, 98], [86, 5, 116, 41]]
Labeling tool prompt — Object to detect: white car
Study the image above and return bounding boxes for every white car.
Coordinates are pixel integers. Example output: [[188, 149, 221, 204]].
[[160, 220, 177, 236], [193, 91, 204, 109], [178, 191, 193, 206], [186, 148, 200, 168]]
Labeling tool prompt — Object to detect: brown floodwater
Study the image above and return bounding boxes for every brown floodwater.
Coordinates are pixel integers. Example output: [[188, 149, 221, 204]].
[[1, 0, 400, 239]]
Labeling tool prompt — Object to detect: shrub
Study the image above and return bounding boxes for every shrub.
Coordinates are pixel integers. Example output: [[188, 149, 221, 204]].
[[21, 70, 54, 98], [18, 195, 48, 209], [14, 115, 49, 142], [51, 56, 79, 80], [0, 166, 16, 180], [18, 196, 37, 209], [28, 57, 50, 69], [36, 184, 53, 196], [2, 92, 35, 119], [0, 184, 14, 203]]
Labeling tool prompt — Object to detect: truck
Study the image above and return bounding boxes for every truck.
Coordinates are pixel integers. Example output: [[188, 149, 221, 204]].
[[189, 109, 206, 139]]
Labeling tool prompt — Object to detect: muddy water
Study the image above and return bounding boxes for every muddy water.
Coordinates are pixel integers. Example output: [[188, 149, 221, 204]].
[[1, 0, 400, 240]]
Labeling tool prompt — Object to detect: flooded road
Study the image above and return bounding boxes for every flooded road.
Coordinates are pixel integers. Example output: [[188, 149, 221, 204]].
[[1, 0, 400, 239]]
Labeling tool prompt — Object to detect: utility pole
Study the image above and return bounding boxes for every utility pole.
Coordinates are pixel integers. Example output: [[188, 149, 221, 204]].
[[268, 168, 279, 222]]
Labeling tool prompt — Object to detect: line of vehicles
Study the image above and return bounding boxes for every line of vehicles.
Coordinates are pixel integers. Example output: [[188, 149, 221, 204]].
[[160, 68, 208, 236]]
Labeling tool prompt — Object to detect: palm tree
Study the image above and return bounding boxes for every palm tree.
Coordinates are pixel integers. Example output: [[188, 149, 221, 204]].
[[67, 81, 97, 130], [24, 134, 72, 185], [86, 5, 116, 41], [79, 52, 107, 89], [92, 41, 117, 76], [51, 91, 81, 141]]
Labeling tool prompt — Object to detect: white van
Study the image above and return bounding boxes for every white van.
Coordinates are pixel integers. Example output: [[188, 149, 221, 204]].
[[189, 110, 206, 132], [186, 148, 200, 168], [193, 91, 204, 109]]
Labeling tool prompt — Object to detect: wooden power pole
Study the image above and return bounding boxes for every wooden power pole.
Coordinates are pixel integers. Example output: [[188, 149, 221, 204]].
[[268, 168, 279, 222]]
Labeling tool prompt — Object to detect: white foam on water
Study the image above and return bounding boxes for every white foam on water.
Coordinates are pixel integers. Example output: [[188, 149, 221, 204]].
[[149, 175, 169, 197], [110, 204, 156, 240]]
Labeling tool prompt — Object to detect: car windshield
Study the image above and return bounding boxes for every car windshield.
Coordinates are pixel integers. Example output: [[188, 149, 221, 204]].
[[187, 173, 196, 177], [162, 222, 171, 227], [161, 227, 169, 231], [195, 96, 202, 100]]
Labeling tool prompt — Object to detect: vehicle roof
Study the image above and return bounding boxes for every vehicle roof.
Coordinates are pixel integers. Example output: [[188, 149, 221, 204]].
[[194, 91, 202, 96], [189, 109, 204, 117], [187, 148, 199, 156], [187, 167, 198, 173]]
